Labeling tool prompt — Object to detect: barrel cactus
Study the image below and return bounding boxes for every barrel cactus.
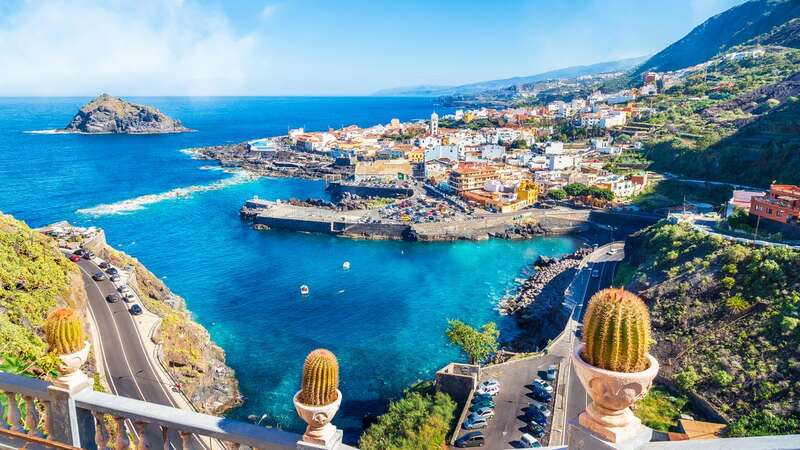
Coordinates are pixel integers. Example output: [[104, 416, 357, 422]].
[[582, 288, 651, 373], [298, 349, 339, 406], [44, 308, 85, 355]]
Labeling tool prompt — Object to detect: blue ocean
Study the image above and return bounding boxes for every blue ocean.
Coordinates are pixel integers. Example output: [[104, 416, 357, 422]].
[[0, 97, 578, 439]]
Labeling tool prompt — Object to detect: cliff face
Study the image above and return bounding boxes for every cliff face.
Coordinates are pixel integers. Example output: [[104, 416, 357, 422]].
[[86, 236, 241, 415], [64, 94, 189, 134]]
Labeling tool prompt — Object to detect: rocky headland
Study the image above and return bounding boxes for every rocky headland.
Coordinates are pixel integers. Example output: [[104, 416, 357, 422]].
[[186, 142, 348, 179], [63, 94, 190, 134]]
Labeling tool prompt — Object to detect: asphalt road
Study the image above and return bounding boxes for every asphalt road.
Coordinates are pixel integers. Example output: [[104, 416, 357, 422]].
[[564, 246, 622, 440], [73, 256, 207, 450]]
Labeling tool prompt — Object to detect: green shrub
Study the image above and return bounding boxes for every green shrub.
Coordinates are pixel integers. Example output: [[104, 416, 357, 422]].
[[726, 294, 750, 313], [675, 367, 700, 391], [633, 388, 688, 431], [712, 370, 733, 387], [728, 411, 800, 437], [359, 391, 456, 450], [721, 276, 736, 290]]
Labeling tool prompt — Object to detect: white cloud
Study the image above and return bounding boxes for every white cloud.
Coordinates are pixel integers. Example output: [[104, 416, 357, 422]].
[[260, 3, 280, 20], [0, 0, 271, 95]]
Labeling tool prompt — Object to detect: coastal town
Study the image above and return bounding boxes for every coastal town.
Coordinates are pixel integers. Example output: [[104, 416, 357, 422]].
[[3, 2, 800, 450]]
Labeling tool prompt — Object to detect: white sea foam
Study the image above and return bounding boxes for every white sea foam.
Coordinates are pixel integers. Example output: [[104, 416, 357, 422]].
[[24, 129, 61, 134], [179, 148, 201, 159], [77, 171, 258, 216]]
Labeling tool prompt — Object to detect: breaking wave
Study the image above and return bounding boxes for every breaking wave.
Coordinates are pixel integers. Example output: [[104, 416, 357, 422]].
[[77, 171, 258, 216], [24, 129, 61, 134]]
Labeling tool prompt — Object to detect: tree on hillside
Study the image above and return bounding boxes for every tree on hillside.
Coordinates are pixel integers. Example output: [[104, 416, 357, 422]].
[[548, 188, 567, 201], [359, 391, 456, 450], [445, 320, 499, 365]]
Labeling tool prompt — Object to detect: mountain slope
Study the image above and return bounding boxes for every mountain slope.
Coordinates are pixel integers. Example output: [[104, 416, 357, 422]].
[[619, 221, 800, 437], [374, 56, 647, 96], [632, 0, 800, 77]]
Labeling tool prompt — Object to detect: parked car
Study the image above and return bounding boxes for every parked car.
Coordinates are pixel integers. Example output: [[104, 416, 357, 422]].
[[462, 416, 488, 430], [519, 433, 542, 448], [478, 379, 500, 390], [106, 267, 119, 276], [469, 400, 495, 412], [118, 285, 129, 294], [105, 293, 121, 303], [545, 364, 557, 381], [92, 272, 106, 281], [530, 403, 551, 417], [575, 326, 583, 338], [73, 249, 85, 256], [110, 274, 121, 283], [533, 379, 553, 393], [83, 251, 94, 260], [123, 292, 135, 303], [607, 248, 618, 255], [476, 384, 500, 396], [69, 254, 81, 262], [455, 432, 485, 448], [99, 261, 109, 269], [524, 408, 547, 426], [530, 384, 552, 403], [524, 421, 546, 438], [591, 268, 600, 278], [129, 304, 143, 315], [472, 393, 493, 404], [469, 407, 495, 421]]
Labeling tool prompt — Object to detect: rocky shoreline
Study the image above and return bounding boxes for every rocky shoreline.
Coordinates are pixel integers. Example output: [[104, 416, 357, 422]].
[[500, 247, 592, 352], [187, 142, 349, 180]]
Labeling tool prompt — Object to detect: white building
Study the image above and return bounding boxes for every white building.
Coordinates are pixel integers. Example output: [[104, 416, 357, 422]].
[[547, 154, 574, 171], [430, 112, 439, 135], [481, 144, 506, 160], [544, 142, 565, 155], [424, 145, 460, 162], [599, 111, 627, 129]]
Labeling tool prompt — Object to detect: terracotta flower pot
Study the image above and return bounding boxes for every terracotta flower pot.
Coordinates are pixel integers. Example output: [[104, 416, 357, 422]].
[[293, 389, 342, 446], [571, 343, 659, 443]]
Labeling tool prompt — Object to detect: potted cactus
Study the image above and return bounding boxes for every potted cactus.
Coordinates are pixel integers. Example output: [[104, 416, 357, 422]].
[[293, 349, 342, 447], [571, 288, 659, 443], [44, 307, 90, 388]]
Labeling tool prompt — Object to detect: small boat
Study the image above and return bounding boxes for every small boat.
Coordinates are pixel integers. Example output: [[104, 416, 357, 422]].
[[342, 261, 351, 270], [300, 285, 310, 295]]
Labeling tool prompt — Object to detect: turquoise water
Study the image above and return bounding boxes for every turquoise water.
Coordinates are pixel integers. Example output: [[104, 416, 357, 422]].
[[0, 97, 578, 439]]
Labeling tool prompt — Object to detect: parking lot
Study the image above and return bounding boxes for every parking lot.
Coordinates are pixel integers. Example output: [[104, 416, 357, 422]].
[[451, 354, 561, 449]]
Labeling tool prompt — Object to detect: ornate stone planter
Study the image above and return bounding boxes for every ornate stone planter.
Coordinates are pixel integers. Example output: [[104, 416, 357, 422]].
[[293, 389, 342, 447], [572, 343, 659, 443], [54, 342, 90, 390]]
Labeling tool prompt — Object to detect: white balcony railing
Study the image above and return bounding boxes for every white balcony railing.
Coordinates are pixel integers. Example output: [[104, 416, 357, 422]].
[[0, 371, 354, 450]]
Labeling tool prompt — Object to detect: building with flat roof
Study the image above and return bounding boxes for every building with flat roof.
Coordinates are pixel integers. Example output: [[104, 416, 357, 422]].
[[749, 184, 800, 225]]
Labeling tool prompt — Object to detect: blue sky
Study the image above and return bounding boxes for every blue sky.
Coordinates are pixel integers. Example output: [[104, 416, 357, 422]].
[[0, 0, 745, 96]]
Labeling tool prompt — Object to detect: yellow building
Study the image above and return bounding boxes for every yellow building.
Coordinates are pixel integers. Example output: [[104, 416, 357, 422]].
[[516, 180, 540, 204], [406, 148, 425, 163]]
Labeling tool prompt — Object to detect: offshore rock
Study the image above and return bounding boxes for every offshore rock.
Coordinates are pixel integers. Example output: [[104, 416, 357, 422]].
[[64, 94, 190, 134]]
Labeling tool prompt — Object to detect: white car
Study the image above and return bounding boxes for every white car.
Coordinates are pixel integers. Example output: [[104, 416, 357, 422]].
[[533, 379, 553, 393], [530, 403, 551, 417], [520, 433, 541, 448], [607, 248, 618, 255], [479, 379, 501, 390], [477, 384, 500, 396]]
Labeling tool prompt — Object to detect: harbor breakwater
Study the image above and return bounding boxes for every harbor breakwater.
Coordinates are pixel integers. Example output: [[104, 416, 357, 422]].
[[243, 202, 597, 241]]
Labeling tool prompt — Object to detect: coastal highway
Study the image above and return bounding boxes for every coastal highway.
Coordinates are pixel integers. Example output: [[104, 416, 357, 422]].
[[563, 243, 623, 443], [72, 255, 208, 450]]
